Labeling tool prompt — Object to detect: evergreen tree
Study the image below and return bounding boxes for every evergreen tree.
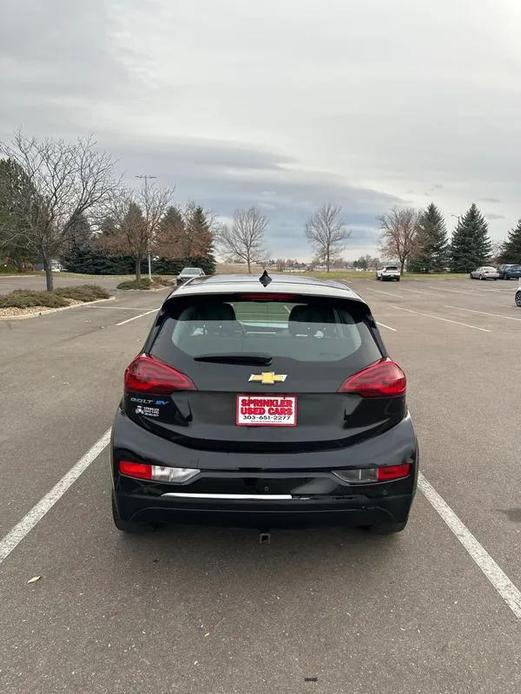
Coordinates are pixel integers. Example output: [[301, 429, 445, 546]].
[[186, 205, 214, 256], [450, 204, 492, 272], [60, 214, 96, 273], [156, 204, 216, 273], [0, 159, 39, 270], [498, 219, 521, 264], [409, 203, 449, 272], [99, 215, 118, 238]]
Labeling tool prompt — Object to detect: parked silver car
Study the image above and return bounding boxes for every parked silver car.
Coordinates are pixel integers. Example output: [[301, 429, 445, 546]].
[[470, 266, 499, 280], [176, 267, 206, 286]]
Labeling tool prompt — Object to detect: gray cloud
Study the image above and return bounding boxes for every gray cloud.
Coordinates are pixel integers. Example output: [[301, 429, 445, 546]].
[[485, 213, 506, 220], [1, 0, 521, 255], [109, 137, 399, 256]]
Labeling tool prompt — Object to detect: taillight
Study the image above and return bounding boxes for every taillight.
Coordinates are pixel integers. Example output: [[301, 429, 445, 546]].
[[333, 462, 412, 484], [124, 354, 196, 394], [338, 358, 406, 397], [118, 460, 199, 483], [377, 463, 411, 481], [119, 461, 152, 479]]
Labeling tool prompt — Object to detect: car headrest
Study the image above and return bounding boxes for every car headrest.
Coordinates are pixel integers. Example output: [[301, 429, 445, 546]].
[[288, 305, 336, 335], [185, 303, 237, 322]]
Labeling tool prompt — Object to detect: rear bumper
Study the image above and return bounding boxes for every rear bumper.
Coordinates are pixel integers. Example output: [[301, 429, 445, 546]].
[[117, 490, 414, 528], [111, 411, 418, 528]]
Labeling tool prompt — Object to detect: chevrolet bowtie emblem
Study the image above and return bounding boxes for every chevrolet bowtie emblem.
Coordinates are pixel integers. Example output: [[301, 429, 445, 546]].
[[249, 372, 287, 385]]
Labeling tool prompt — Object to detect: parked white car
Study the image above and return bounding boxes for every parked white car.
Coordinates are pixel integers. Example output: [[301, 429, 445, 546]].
[[469, 266, 499, 280], [376, 265, 401, 282]]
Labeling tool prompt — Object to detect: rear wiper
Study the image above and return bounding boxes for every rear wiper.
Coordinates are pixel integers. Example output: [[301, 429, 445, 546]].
[[194, 353, 272, 366]]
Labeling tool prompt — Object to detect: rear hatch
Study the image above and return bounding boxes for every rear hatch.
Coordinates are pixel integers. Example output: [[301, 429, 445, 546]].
[[123, 292, 406, 453]]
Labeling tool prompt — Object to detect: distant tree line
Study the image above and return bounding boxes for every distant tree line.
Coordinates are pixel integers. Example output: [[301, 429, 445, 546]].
[[2, 132, 521, 281], [0, 132, 215, 288], [379, 202, 521, 273], [60, 202, 216, 277]]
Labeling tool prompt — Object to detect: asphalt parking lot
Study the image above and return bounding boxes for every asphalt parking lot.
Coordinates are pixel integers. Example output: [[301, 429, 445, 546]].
[[1, 277, 520, 693]]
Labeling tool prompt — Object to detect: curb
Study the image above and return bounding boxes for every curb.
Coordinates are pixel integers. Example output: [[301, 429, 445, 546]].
[[118, 286, 172, 293], [0, 296, 116, 321]]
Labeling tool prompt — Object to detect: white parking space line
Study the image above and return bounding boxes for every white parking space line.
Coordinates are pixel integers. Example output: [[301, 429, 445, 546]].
[[0, 429, 111, 564], [2, 428, 520, 624], [430, 284, 510, 296], [397, 287, 435, 296], [419, 473, 521, 620], [423, 285, 475, 296], [116, 309, 158, 326], [363, 287, 403, 298], [390, 305, 491, 332], [376, 321, 397, 332], [445, 305, 521, 322]]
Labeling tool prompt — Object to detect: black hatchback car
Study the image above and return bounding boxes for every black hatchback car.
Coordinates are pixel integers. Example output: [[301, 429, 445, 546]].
[[111, 274, 418, 535]]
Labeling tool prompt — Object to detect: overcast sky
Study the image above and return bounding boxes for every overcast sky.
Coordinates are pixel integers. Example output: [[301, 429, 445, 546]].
[[1, 0, 521, 259]]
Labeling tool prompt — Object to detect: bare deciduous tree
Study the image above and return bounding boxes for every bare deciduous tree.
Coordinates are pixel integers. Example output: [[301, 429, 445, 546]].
[[305, 203, 349, 272], [0, 132, 119, 289], [217, 207, 268, 273], [105, 180, 174, 280], [379, 207, 419, 274], [138, 180, 175, 278]]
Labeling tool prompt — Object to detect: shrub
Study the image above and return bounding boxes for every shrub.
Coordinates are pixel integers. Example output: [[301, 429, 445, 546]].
[[0, 285, 110, 309], [151, 275, 173, 286], [55, 284, 110, 301], [117, 278, 153, 290], [0, 290, 68, 309]]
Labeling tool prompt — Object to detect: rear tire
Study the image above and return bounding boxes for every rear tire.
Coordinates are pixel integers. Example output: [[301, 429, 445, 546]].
[[112, 493, 155, 533], [515, 292, 521, 307], [363, 520, 408, 535]]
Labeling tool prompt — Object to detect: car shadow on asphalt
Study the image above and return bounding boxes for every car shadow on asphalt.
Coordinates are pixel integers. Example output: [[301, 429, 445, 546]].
[[111, 522, 402, 587]]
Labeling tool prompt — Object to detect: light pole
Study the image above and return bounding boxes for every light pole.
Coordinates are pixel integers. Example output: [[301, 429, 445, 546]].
[[136, 174, 157, 281]]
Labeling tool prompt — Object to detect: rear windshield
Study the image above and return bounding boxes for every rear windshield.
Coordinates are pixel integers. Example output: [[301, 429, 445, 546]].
[[151, 295, 381, 366], [181, 268, 201, 275], [384, 266, 398, 271]]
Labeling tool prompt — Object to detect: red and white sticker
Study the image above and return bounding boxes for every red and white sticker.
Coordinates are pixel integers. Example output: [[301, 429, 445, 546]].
[[236, 395, 297, 427]]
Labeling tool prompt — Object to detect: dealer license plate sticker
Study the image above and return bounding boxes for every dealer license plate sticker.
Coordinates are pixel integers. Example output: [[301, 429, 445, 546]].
[[236, 395, 297, 427]]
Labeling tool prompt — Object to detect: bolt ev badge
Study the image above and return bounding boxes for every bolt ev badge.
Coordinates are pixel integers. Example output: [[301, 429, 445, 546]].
[[249, 372, 287, 385]]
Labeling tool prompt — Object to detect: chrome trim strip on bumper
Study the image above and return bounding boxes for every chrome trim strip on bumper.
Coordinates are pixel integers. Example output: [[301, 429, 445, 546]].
[[161, 493, 293, 501]]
